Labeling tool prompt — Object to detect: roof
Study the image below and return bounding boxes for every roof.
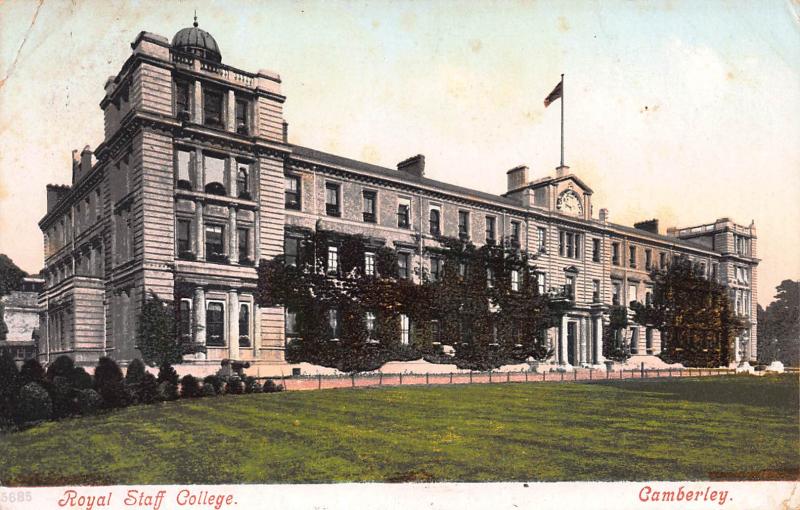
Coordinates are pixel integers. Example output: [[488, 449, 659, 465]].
[[172, 22, 221, 63], [289, 145, 523, 209]]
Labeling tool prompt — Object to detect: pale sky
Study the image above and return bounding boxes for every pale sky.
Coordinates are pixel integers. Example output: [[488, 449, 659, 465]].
[[0, 0, 798, 305]]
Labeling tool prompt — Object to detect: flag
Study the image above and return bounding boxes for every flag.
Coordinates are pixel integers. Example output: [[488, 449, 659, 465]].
[[544, 80, 563, 108]]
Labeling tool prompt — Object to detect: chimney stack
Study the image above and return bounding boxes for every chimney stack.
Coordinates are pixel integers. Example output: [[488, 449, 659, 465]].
[[556, 165, 569, 178], [599, 208, 609, 223], [71, 150, 81, 183], [633, 219, 659, 234], [79, 145, 93, 182], [46, 184, 72, 213], [506, 165, 529, 192], [397, 154, 425, 178], [282, 121, 289, 143]]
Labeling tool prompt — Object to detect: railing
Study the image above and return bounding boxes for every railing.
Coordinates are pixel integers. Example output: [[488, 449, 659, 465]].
[[171, 50, 255, 87]]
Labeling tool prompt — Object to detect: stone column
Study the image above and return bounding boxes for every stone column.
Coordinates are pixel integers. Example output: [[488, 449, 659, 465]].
[[594, 316, 603, 364], [193, 287, 206, 349], [734, 335, 742, 363], [228, 290, 240, 360], [195, 202, 205, 260], [559, 315, 569, 365], [228, 206, 238, 263], [579, 318, 587, 364], [253, 303, 262, 357], [194, 147, 204, 192], [228, 156, 238, 198], [193, 80, 202, 124], [226, 90, 236, 133]]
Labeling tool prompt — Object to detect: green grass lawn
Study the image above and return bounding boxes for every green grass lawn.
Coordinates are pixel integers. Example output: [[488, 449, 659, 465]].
[[0, 375, 796, 485]]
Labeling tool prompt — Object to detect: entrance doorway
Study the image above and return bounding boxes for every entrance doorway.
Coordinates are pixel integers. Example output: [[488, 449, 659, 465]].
[[567, 321, 577, 365]]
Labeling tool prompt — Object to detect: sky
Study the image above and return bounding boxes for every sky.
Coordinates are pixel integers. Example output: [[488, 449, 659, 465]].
[[0, 0, 797, 305]]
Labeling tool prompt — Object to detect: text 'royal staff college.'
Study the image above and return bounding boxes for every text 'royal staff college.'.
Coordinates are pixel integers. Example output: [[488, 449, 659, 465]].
[[36, 22, 759, 374]]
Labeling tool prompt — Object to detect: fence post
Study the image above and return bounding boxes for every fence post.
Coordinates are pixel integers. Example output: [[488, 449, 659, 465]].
[[489, 371, 492, 383], [589, 369, 592, 381], [668, 367, 671, 377], [507, 372, 511, 383], [426, 373, 429, 385], [450, 372, 453, 384], [542, 371, 546, 381], [573, 370, 577, 381], [351, 374, 355, 388], [399, 373, 403, 385], [525, 371, 528, 382], [379, 372, 383, 385], [620, 369, 623, 379], [560, 371, 564, 382], [641, 362, 645, 379], [606, 369, 609, 380], [469, 371, 473, 384], [318, 374, 322, 390]]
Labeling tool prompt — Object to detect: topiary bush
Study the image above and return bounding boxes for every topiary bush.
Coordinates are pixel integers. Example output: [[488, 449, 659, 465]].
[[203, 375, 224, 394], [263, 379, 284, 393], [244, 376, 259, 394], [226, 376, 244, 395], [46, 376, 79, 419], [93, 357, 131, 409], [138, 373, 159, 404], [94, 357, 123, 390], [14, 382, 52, 426], [180, 375, 201, 398], [157, 381, 178, 401], [157, 362, 179, 386], [125, 359, 147, 385], [0, 351, 20, 421], [45, 355, 75, 381], [69, 367, 93, 390], [251, 381, 263, 393], [18, 359, 45, 386], [201, 382, 217, 397], [76, 389, 104, 415]]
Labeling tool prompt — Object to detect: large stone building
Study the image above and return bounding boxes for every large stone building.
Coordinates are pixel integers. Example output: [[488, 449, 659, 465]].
[[1, 277, 44, 362], [37, 23, 758, 373]]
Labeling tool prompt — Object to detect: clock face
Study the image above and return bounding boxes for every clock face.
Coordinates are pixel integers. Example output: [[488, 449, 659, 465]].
[[557, 190, 583, 216]]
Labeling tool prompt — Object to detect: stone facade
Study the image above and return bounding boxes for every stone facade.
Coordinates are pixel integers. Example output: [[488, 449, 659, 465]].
[[0, 277, 44, 362], [37, 24, 759, 373]]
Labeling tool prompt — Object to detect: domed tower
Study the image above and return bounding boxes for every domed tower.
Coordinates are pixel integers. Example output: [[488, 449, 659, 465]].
[[172, 16, 222, 63]]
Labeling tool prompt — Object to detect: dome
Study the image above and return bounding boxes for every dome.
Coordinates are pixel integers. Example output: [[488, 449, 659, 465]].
[[172, 20, 221, 63]]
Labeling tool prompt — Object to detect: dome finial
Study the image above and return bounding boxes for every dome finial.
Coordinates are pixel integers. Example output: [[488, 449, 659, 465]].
[[193, 9, 198, 27]]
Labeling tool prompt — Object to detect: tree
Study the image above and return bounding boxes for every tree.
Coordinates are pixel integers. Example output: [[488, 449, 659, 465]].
[[0, 254, 26, 297], [136, 293, 203, 366], [0, 351, 20, 420], [631, 257, 744, 367], [603, 305, 631, 362], [759, 280, 800, 366]]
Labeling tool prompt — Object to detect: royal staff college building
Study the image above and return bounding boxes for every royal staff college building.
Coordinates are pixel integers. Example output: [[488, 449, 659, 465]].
[[37, 23, 759, 374]]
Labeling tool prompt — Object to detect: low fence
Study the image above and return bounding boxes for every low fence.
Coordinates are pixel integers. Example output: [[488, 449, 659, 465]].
[[259, 366, 740, 392]]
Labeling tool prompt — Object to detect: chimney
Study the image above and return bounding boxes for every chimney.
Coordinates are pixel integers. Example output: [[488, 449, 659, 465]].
[[71, 150, 80, 183], [397, 154, 425, 178], [282, 121, 289, 143], [80, 145, 92, 182], [506, 165, 529, 191], [555, 165, 569, 178], [599, 208, 609, 223], [46, 184, 71, 213], [633, 219, 659, 235]]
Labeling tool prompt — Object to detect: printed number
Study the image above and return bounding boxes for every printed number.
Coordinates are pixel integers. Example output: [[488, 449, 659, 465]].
[[0, 491, 32, 502]]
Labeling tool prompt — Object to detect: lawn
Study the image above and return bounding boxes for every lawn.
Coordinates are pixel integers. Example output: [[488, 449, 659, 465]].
[[0, 375, 796, 485]]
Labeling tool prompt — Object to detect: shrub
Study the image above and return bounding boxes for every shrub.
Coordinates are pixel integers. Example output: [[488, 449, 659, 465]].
[[226, 376, 244, 395], [203, 375, 224, 394], [157, 362, 179, 386], [125, 359, 147, 385], [19, 359, 45, 385], [201, 382, 217, 397], [180, 375, 201, 398], [0, 351, 20, 420], [14, 382, 52, 426], [244, 376, 259, 394], [69, 367, 93, 390], [46, 355, 75, 381], [263, 379, 284, 393], [76, 389, 104, 415], [94, 357, 123, 390], [47, 376, 79, 419], [251, 381, 263, 393], [157, 381, 179, 401], [138, 373, 159, 404]]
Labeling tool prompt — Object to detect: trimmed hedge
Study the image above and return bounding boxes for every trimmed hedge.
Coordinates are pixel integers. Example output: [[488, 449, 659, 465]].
[[15, 382, 52, 426]]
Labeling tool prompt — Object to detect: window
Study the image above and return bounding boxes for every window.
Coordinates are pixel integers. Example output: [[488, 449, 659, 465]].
[[458, 211, 470, 238], [236, 165, 250, 198], [285, 175, 301, 210], [239, 303, 251, 347], [430, 320, 441, 344], [362, 191, 377, 223], [284, 237, 300, 267], [559, 231, 581, 259], [179, 299, 192, 340], [398, 252, 410, 279], [206, 302, 225, 346], [365, 312, 376, 339], [630, 327, 639, 354], [203, 88, 224, 128], [237, 228, 250, 263], [485, 216, 496, 243], [204, 155, 226, 195], [593, 280, 600, 302], [175, 79, 191, 118], [659, 252, 667, 269], [328, 309, 340, 339], [364, 252, 376, 276], [629, 246, 637, 268], [235, 98, 249, 135], [205, 224, 225, 260], [285, 309, 299, 337], [645, 287, 653, 306], [327, 246, 338, 275], [486, 268, 495, 288], [710, 263, 718, 281], [177, 219, 192, 255], [612, 281, 621, 305], [628, 283, 638, 304], [646, 327, 653, 353], [536, 272, 547, 296], [430, 257, 442, 281], [510, 221, 521, 245], [612, 242, 620, 265], [592, 238, 601, 262], [400, 314, 411, 345], [429, 207, 441, 236], [511, 269, 520, 291], [529, 227, 543, 254], [645, 249, 652, 271], [325, 183, 340, 216], [565, 275, 576, 300], [95, 189, 102, 221], [397, 198, 410, 228]]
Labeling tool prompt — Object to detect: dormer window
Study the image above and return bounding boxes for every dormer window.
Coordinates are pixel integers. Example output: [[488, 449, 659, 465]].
[[235, 98, 249, 135], [203, 87, 224, 128]]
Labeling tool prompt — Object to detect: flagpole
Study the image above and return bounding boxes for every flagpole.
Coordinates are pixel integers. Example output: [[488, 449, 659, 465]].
[[560, 73, 564, 168]]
